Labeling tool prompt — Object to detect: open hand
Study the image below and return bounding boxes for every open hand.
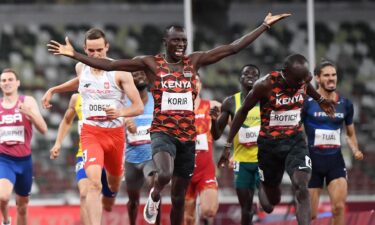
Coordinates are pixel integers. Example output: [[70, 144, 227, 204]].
[[218, 147, 231, 168], [264, 12, 292, 27], [319, 98, 336, 118], [47, 37, 75, 57]]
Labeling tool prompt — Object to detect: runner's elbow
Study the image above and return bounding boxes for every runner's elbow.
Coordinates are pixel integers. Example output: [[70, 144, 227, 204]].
[[135, 104, 144, 116], [39, 125, 48, 135]]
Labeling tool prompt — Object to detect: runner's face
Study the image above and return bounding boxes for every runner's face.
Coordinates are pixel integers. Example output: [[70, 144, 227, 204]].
[[0, 72, 20, 95], [284, 63, 311, 89], [165, 29, 187, 62], [316, 65, 337, 92], [240, 66, 259, 89], [84, 37, 109, 59], [132, 71, 148, 90]]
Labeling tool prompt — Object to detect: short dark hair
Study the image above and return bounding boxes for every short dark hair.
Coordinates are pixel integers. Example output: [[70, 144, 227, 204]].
[[314, 59, 336, 76], [1, 68, 18, 80], [85, 28, 107, 44], [164, 25, 185, 38], [284, 54, 308, 69], [241, 64, 260, 77]]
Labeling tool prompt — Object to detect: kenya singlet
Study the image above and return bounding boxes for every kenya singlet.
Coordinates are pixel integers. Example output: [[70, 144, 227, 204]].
[[78, 65, 126, 128], [0, 96, 33, 157], [260, 71, 306, 139], [150, 54, 197, 141], [233, 92, 260, 162]]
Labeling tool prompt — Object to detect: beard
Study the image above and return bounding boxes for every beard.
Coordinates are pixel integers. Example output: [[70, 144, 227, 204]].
[[322, 83, 336, 92], [136, 83, 148, 91], [325, 88, 336, 92]]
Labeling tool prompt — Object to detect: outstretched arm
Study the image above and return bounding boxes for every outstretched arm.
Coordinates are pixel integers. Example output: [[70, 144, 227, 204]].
[[48, 37, 149, 72], [50, 94, 78, 159], [192, 13, 291, 68]]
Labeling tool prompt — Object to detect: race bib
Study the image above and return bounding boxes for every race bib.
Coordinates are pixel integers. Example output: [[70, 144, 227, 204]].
[[84, 99, 116, 121], [269, 109, 301, 127], [314, 128, 341, 148], [238, 126, 260, 146], [161, 92, 193, 114], [233, 161, 240, 172], [0, 126, 25, 145], [127, 125, 151, 145], [195, 133, 209, 151], [75, 160, 84, 172]]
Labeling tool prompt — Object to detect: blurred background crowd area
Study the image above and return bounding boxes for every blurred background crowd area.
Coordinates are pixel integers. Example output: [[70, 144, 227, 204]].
[[0, 0, 375, 200]]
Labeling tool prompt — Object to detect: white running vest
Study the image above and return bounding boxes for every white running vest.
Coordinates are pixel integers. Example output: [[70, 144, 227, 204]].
[[78, 65, 126, 128]]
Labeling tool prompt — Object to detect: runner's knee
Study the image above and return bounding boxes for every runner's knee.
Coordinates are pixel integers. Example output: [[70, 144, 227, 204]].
[[293, 181, 309, 201], [157, 171, 172, 185], [108, 182, 120, 193], [184, 213, 196, 225], [127, 197, 139, 209], [79, 185, 88, 199], [201, 207, 216, 218], [331, 201, 345, 216], [16, 197, 29, 216], [88, 180, 102, 193], [0, 192, 11, 203]]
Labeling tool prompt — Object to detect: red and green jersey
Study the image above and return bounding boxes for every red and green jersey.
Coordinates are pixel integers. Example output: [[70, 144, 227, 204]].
[[259, 71, 306, 139], [150, 54, 198, 142]]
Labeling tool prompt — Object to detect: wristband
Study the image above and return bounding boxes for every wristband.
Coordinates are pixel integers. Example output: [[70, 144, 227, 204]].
[[262, 22, 271, 29], [317, 96, 325, 104], [224, 142, 233, 148]]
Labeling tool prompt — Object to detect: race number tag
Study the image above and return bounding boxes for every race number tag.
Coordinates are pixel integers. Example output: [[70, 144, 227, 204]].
[[269, 109, 301, 127], [238, 125, 260, 146], [85, 99, 116, 121], [75, 160, 84, 172], [195, 133, 209, 151], [233, 161, 240, 172], [127, 125, 151, 145], [161, 92, 193, 114], [0, 126, 25, 145], [314, 128, 341, 148]]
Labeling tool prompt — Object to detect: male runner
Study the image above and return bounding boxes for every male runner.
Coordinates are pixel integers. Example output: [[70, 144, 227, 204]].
[[124, 70, 160, 225], [220, 54, 335, 225], [0, 69, 47, 225], [49, 93, 117, 225], [184, 74, 221, 225], [215, 64, 261, 225], [302, 60, 364, 225], [44, 28, 143, 225]]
